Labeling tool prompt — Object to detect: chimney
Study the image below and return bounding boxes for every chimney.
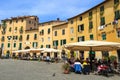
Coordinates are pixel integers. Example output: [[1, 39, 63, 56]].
[[57, 18, 60, 21]]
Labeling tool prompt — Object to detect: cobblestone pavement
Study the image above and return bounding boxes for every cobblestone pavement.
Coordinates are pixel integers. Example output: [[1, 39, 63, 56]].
[[0, 59, 120, 80]]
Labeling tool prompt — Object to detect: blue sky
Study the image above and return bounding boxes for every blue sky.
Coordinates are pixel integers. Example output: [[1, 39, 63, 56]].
[[0, 0, 104, 23]]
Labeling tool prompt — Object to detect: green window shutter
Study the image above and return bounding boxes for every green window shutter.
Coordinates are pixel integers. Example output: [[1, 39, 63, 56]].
[[114, 0, 119, 4], [100, 17, 105, 25], [56, 40, 58, 46], [41, 45, 43, 48], [90, 34, 94, 40], [32, 42, 34, 47], [115, 10, 120, 20], [60, 40, 62, 45], [19, 43, 22, 50], [89, 11, 92, 17], [102, 33, 106, 40], [89, 22, 93, 29], [1, 43, 4, 48], [8, 43, 10, 48], [82, 36, 85, 41], [14, 43, 16, 48], [100, 6, 104, 12], [27, 35, 29, 40], [48, 28, 50, 34], [81, 24, 84, 30], [36, 42, 38, 47], [63, 39, 66, 44], [78, 25, 80, 32]]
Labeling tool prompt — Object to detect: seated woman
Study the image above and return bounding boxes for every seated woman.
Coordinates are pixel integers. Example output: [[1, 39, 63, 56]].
[[74, 58, 82, 73]]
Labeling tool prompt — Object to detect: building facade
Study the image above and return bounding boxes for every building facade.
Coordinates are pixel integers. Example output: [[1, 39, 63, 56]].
[[0, 0, 120, 60]]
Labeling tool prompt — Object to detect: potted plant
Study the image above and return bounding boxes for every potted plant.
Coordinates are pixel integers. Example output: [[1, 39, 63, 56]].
[[62, 62, 70, 74]]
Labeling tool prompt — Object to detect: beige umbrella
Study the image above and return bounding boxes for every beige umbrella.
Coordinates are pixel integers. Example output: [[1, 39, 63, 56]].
[[12, 49, 30, 53], [64, 40, 120, 51], [29, 48, 46, 52], [41, 48, 61, 53]]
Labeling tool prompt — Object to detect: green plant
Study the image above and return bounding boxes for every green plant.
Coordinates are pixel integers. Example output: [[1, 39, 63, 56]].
[[62, 63, 70, 71]]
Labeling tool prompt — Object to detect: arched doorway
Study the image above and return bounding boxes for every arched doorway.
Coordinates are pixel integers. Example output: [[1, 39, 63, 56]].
[[25, 46, 30, 49], [24, 46, 30, 60]]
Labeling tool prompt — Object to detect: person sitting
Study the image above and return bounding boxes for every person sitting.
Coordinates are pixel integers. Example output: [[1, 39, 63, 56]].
[[74, 58, 82, 73], [82, 60, 90, 75]]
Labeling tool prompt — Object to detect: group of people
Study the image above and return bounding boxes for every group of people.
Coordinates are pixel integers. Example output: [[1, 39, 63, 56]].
[[65, 57, 119, 75]]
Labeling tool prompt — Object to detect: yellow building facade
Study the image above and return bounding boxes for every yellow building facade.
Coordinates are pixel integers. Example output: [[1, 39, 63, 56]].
[[0, 0, 120, 60], [67, 0, 120, 60]]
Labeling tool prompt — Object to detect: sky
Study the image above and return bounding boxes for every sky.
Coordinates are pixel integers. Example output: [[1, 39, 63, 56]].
[[0, 0, 104, 23]]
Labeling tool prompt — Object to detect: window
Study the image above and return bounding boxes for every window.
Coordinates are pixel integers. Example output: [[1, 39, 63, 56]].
[[79, 16, 82, 21], [78, 24, 84, 32], [54, 31, 57, 36], [70, 20, 73, 24], [41, 45, 43, 48], [70, 27, 74, 34], [1, 43, 4, 48], [19, 35, 22, 41], [29, 21, 31, 24], [15, 27, 17, 31], [41, 38, 44, 42], [9, 27, 12, 32], [46, 45, 50, 48], [8, 43, 10, 48], [19, 43, 22, 50], [100, 6, 104, 15], [90, 34, 94, 40], [1, 36, 5, 41], [9, 20, 12, 24], [78, 36, 85, 42], [115, 10, 120, 20], [21, 19, 24, 22], [100, 17, 105, 25], [89, 11, 92, 20], [89, 21, 93, 29], [41, 29, 44, 35], [100, 6, 104, 12], [16, 20, 18, 23], [26, 35, 29, 40], [102, 32, 106, 40], [70, 38, 74, 41], [8, 36, 12, 40], [16, 36, 18, 40], [14, 43, 16, 48], [117, 29, 120, 37], [89, 11, 92, 17], [32, 42, 38, 48], [34, 34, 37, 40], [48, 37, 50, 41], [114, 0, 119, 4], [48, 28, 50, 34], [62, 29, 65, 35], [53, 40, 58, 46], [60, 39, 66, 45]]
